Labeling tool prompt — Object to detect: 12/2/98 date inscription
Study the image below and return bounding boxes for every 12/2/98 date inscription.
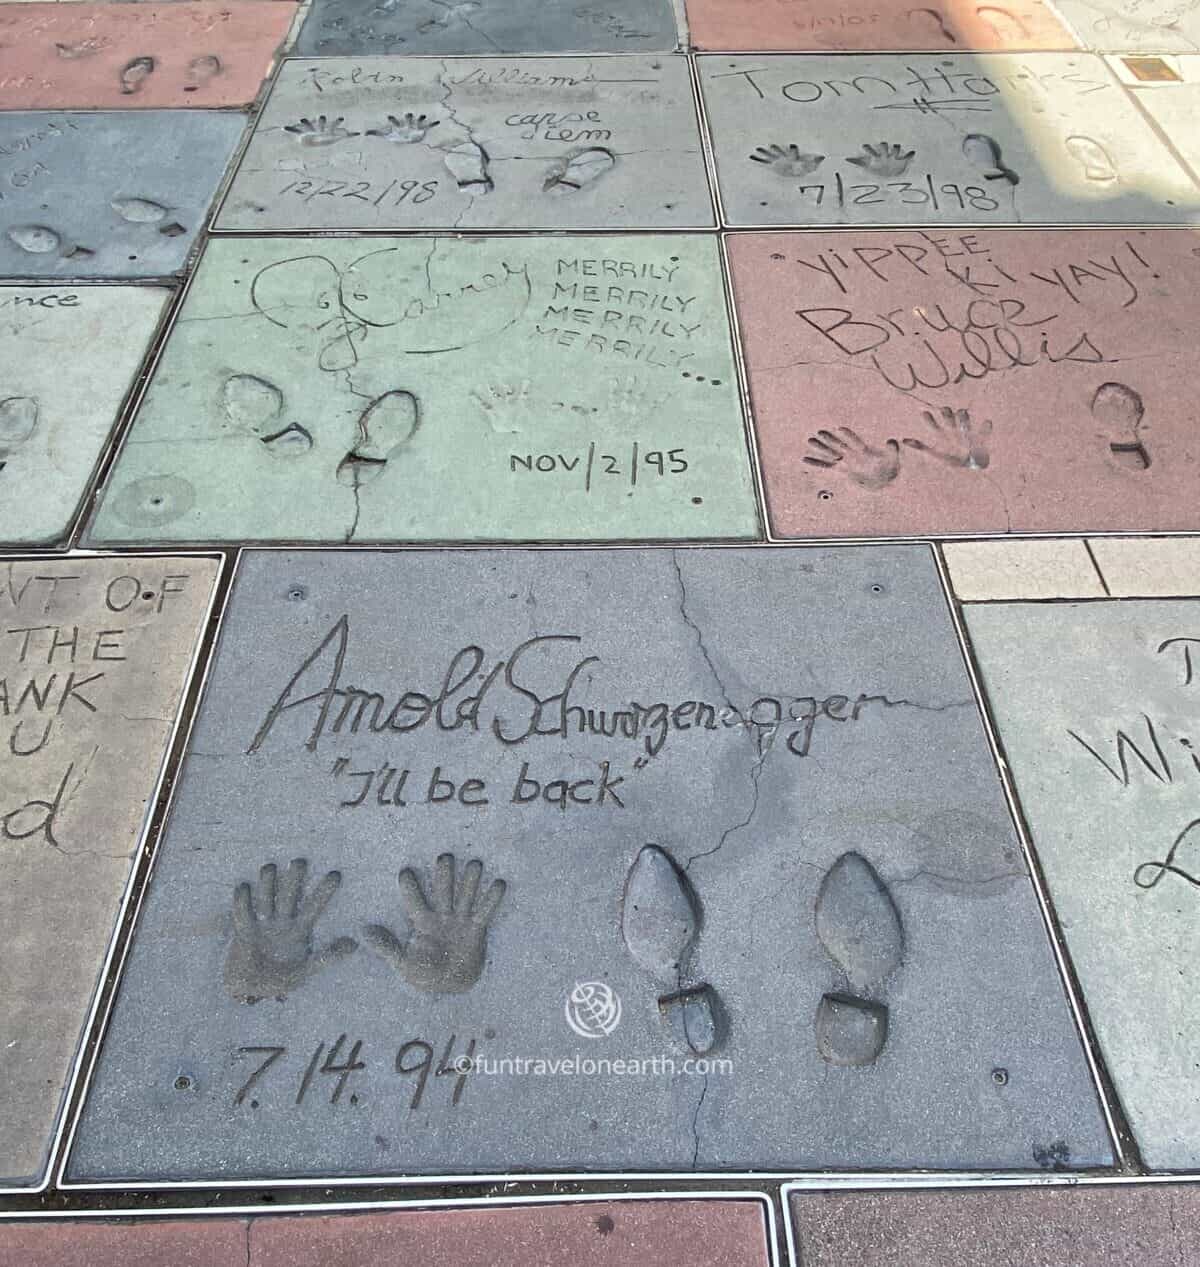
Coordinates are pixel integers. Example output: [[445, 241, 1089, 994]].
[[231, 1032, 477, 1111]]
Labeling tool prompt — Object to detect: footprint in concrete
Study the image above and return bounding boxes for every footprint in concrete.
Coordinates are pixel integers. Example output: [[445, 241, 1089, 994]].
[[1091, 381, 1149, 470], [1065, 135, 1118, 184], [6, 224, 61, 255], [119, 55, 156, 96], [111, 197, 169, 224], [221, 373, 313, 458], [184, 55, 222, 92], [111, 197, 187, 239], [962, 133, 1019, 186], [543, 147, 617, 195], [906, 7, 957, 41], [0, 396, 38, 472], [621, 844, 726, 1056], [813, 851, 903, 1067], [444, 141, 494, 194], [0, 397, 38, 447], [335, 389, 419, 488]]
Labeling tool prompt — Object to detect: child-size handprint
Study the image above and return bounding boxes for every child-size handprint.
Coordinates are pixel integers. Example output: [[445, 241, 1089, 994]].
[[223, 858, 357, 1003], [364, 853, 506, 994]]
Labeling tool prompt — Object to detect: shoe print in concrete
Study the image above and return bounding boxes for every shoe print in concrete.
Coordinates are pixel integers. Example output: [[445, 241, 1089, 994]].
[[0, 1198, 770, 1266], [216, 56, 712, 231], [728, 228, 1200, 537], [293, 0, 678, 57], [697, 53, 1200, 226], [967, 598, 1200, 1169], [0, 3, 295, 110], [0, 556, 216, 1186], [789, 1185, 1200, 1265], [66, 546, 1109, 1181], [0, 284, 168, 545], [1053, 0, 1200, 52], [685, 0, 1077, 52], [0, 111, 246, 279], [85, 235, 757, 544]]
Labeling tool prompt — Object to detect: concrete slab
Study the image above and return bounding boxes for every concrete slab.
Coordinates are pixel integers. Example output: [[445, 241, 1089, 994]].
[[1088, 536, 1200, 594], [293, 0, 679, 57], [1109, 55, 1200, 185], [0, 556, 217, 1187], [685, 0, 1078, 53], [0, 1218, 249, 1267], [0, 1199, 770, 1266], [217, 56, 711, 231], [788, 1185, 1200, 1265], [728, 228, 1200, 537], [942, 539, 1105, 599], [85, 235, 757, 544], [0, 3, 294, 110], [67, 546, 1109, 1181], [0, 284, 168, 545], [966, 598, 1200, 1168], [1053, 0, 1200, 52], [250, 1200, 771, 1266], [697, 54, 1200, 226], [0, 111, 246, 279]]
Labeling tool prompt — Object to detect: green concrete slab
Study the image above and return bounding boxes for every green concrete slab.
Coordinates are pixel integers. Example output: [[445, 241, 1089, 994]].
[[0, 284, 168, 545], [967, 599, 1200, 1170], [84, 235, 758, 545]]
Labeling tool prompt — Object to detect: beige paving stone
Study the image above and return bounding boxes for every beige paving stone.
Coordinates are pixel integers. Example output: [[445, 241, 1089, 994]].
[[0, 555, 217, 1186], [944, 538, 1104, 599], [1088, 536, 1200, 595]]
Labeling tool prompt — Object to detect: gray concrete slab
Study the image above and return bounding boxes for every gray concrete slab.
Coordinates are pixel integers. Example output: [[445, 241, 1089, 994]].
[[293, 0, 679, 57], [67, 546, 1110, 1182], [0, 285, 168, 545], [967, 599, 1200, 1170], [0, 112, 246, 280], [697, 53, 1200, 226], [217, 56, 712, 231], [84, 235, 758, 545], [1053, 0, 1200, 52], [0, 556, 218, 1186]]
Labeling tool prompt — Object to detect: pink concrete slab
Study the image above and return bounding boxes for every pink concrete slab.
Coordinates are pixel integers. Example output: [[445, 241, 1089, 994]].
[[0, 3, 295, 109], [249, 1201, 771, 1267], [0, 1218, 249, 1267], [685, 0, 1078, 52], [789, 1185, 1200, 1265], [0, 1202, 770, 1267], [728, 228, 1200, 538]]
